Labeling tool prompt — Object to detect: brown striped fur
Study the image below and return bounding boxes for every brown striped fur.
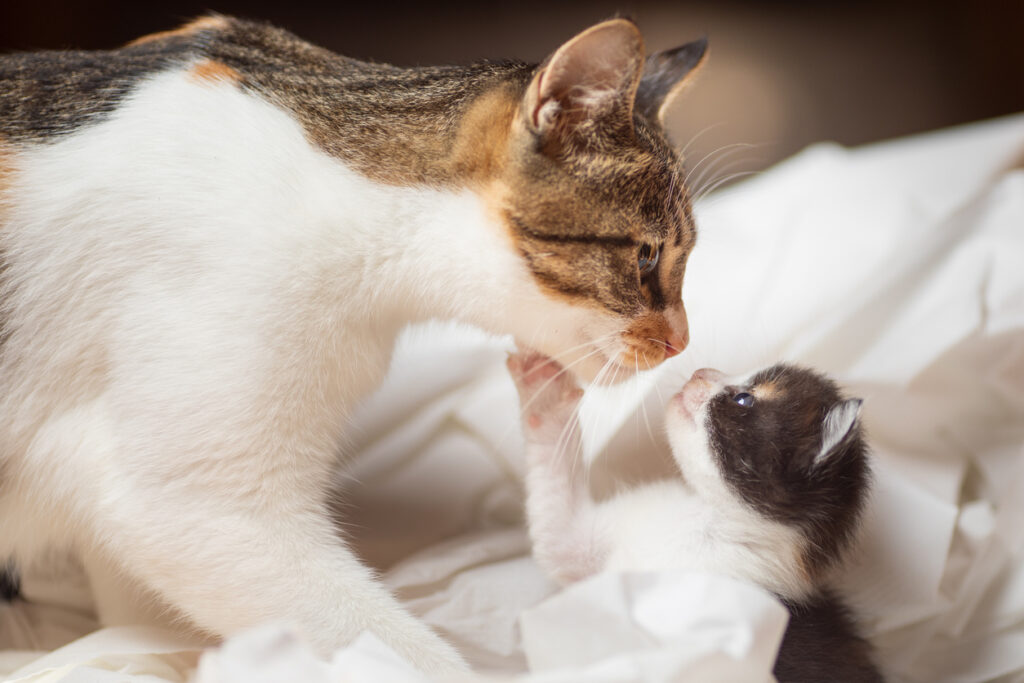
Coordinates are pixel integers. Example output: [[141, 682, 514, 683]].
[[0, 16, 707, 367]]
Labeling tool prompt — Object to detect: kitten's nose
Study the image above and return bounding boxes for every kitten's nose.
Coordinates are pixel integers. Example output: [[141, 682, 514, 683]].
[[676, 368, 727, 417], [690, 368, 726, 385]]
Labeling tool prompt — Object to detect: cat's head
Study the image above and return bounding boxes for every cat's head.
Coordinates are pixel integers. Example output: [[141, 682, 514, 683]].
[[493, 20, 706, 383], [664, 364, 871, 582]]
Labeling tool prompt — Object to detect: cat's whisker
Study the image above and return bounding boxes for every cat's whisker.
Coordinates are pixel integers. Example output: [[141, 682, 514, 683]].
[[689, 148, 767, 200], [688, 144, 762, 198], [691, 154, 758, 197], [571, 352, 618, 484], [678, 121, 728, 159], [543, 332, 620, 365], [683, 141, 758, 190], [636, 350, 660, 447], [694, 169, 761, 203], [513, 345, 607, 420]]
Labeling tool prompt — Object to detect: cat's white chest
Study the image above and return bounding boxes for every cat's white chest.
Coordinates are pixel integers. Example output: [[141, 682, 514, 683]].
[[0, 68, 524, 540]]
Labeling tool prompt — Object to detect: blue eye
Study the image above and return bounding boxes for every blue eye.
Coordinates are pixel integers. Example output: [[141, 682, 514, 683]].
[[638, 243, 660, 276], [733, 392, 755, 407]]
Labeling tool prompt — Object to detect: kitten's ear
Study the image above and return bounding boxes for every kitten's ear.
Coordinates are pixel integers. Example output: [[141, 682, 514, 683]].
[[815, 398, 863, 466], [525, 19, 645, 147], [635, 38, 708, 126]]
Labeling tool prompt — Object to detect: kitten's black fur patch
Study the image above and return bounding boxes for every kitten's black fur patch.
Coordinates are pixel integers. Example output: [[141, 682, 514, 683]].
[[776, 590, 884, 682], [707, 364, 870, 577]]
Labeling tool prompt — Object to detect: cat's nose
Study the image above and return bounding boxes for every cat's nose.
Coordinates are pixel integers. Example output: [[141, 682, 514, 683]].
[[664, 329, 688, 358], [663, 304, 689, 359]]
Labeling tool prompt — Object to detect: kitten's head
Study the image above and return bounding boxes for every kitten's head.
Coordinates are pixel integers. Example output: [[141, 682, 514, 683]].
[[495, 20, 706, 383], [665, 364, 871, 581]]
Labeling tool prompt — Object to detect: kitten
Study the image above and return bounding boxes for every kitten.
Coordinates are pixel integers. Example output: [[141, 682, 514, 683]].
[[0, 16, 707, 673], [508, 352, 883, 682]]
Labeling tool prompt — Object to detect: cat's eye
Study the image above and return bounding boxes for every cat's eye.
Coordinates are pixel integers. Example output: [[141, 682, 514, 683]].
[[733, 392, 755, 408], [638, 243, 660, 276]]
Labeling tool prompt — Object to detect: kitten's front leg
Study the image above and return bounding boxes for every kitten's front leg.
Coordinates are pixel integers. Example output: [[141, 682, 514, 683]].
[[507, 352, 605, 584]]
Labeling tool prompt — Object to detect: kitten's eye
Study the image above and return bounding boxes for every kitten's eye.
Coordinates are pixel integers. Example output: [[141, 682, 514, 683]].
[[638, 243, 660, 276], [733, 392, 755, 407]]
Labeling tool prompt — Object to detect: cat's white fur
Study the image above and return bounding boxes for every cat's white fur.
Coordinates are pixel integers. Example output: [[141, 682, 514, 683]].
[[509, 355, 813, 602], [0, 67, 631, 673]]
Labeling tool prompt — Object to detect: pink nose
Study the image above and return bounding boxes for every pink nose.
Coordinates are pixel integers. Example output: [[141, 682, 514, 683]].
[[663, 330, 689, 359], [690, 368, 726, 384], [679, 368, 726, 416]]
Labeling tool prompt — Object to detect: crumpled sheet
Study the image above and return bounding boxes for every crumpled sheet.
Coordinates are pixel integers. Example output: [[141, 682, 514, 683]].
[[2, 113, 1023, 682]]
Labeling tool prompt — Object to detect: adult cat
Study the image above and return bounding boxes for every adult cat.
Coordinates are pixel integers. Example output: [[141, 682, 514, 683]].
[[0, 16, 703, 673]]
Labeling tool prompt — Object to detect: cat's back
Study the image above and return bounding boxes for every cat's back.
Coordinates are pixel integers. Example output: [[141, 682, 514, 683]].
[[0, 16, 529, 185], [1, 17, 237, 143]]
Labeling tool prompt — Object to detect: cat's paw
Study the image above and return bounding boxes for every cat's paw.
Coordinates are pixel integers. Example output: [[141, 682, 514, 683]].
[[507, 351, 583, 440]]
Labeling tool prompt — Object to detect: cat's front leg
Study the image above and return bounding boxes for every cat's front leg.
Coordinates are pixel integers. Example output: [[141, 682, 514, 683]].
[[507, 351, 605, 583], [92, 494, 466, 676]]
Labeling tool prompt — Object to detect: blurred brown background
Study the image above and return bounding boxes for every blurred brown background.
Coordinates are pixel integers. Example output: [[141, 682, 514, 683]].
[[3, 0, 1023, 190]]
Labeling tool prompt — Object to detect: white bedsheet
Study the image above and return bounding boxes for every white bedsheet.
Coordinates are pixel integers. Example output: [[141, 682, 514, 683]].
[[2, 113, 1023, 682]]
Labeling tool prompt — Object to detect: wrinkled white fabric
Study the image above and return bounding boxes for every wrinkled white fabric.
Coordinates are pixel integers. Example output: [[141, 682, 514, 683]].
[[2, 113, 1023, 682]]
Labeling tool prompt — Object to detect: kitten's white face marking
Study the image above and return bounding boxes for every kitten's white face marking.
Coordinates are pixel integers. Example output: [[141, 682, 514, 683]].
[[664, 367, 735, 502]]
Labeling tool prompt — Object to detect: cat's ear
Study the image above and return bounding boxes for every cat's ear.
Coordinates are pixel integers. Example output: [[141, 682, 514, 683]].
[[815, 398, 863, 466], [525, 19, 645, 147], [635, 38, 708, 126]]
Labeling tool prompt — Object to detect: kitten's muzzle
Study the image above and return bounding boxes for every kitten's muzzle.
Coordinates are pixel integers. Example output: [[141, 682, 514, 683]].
[[671, 367, 726, 420]]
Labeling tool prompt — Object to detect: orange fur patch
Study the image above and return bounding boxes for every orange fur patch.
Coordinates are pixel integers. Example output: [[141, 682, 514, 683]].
[[449, 86, 517, 184], [127, 16, 229, 47], [620, 311, 673, 369], [187, 59, 242, 85], [753, 380, 783, 401]]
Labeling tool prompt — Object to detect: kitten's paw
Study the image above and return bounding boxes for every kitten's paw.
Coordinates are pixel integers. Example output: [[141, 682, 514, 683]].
[[507, 351, 583, 439]]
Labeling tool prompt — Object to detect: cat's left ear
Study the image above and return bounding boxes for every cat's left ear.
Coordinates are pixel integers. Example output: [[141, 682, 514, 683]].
[[635, 38, 708, 126], [525, 19, 646, 146], [815, 398, 863, 466]]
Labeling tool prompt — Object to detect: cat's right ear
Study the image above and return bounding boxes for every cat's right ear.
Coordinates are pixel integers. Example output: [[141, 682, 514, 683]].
[[524, 19, 645, 149], [635, 38, 708, 126]]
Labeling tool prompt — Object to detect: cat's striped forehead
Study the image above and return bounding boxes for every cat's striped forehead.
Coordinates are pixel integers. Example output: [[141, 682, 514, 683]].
[[502, 119, 696, 318]]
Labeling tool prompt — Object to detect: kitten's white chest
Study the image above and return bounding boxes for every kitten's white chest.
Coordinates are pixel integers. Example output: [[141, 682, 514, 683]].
[[598, 481, 715, 572]]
